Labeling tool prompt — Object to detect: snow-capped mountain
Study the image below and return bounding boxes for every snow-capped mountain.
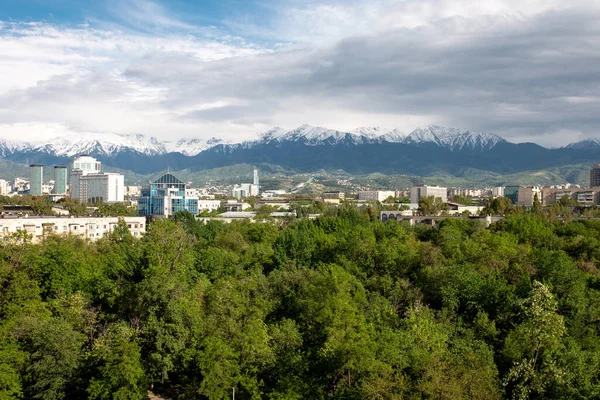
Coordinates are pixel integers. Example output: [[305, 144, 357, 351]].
[[403, 125, 506, 151], [165, 137, 225, 156], [0, 138, 33, 157], [4, 123, 592, 165], [565, 139, 600, 150], [37, 133, 167, 157]]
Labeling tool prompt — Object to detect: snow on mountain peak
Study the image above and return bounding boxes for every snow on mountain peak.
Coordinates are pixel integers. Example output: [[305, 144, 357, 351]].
[[565, 139, 600, 150], [404, 125, 505, 151], [35, 132, 167, 157]]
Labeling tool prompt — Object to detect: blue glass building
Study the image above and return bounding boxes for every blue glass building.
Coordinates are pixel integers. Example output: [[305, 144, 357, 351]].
[[137, 173, 198, 217]]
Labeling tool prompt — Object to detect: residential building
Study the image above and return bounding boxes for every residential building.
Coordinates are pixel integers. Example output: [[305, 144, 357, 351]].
[[70, 156, 124, 203], [0, 216, 145, 243], [591, 164, 600, 187], [12, 177, 28, 193], [357, 190, 396, 202], [492, 187, 504, 198], [232, 183, 259, 198], [0, 180, 11, 195], [137, 173, 199, 217], [52, 166, 68, 195], [410, 185, 448, 204], [29, 164, 43, 195], [541, 187, 600, 206]]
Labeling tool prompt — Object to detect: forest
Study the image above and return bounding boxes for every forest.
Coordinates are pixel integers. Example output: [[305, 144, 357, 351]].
[[1, 207, 600, 399]]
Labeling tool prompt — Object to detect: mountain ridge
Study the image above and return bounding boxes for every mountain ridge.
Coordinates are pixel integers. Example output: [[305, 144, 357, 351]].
[[0, 124, 595, 158]]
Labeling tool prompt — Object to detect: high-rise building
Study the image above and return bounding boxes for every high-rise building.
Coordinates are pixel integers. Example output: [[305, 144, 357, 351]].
[[591, 164, 600, 187], [137, 173, 199, 217], [503, 186, 519, 204], [52, 166, 68, 195], [253, 169, 259, 187], [72, 155, 101, 174], [70, 156, 124, 203], [29, 164, 43, 195]]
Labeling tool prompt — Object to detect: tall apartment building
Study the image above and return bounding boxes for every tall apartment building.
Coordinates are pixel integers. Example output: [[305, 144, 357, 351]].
[[591, 164, 600, 187], [29, 164, 43, 195], [70, 155, 124, 203], [137, 173, 199, 217], [517, 186, 542, 206], [52, 166, 68, 195], [410, 185, 448, 204], [0, 179, 11, 195], [357, 190, 396, 202]]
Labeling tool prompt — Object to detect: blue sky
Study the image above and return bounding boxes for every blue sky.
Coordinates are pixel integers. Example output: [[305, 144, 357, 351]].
[[0, 0, 599, 145]]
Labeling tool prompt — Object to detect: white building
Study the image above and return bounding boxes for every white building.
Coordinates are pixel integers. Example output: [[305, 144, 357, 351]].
[[410, 185, 448, 204], [232, 183, 259, 198], [0, 179, 11, 195], [198, 200, 221, 212], [357, 190, 396, 202], [72, 155, 101, 174], [0, 216, 146, 243], [492, 187, 504, 198], [70, 156, 124, 203]]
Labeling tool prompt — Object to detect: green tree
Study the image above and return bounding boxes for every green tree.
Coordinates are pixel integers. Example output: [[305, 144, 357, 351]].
[[503, 281, 566, 400]]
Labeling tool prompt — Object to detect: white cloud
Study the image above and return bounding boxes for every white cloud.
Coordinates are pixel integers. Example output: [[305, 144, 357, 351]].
[[0, 0, 598, 146]]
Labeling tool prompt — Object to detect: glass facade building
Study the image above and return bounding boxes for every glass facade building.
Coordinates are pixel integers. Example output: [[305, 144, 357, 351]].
[[137, 173, 199, 217], [504, 186, 519, 204], [52, 166, 68, 195], [29, 164, 43, 195]]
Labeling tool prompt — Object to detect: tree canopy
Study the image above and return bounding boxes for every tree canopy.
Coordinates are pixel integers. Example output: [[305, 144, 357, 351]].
[[1, 209, 600, 399]]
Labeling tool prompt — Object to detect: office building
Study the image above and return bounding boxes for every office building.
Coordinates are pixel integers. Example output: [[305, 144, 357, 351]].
[[29, 164, 43, 195], [253, 169, 259, 187], [52, 166, 68, 195], [410, 185, 448, 204], [591, 164, 600, 187], [0, 216, 145, 243], [503, 186, 519, 204], [357, 190, 396, 202], [72, 155, 101, 174], [70, 156, 124, 203], [137, 173, 199, 217]]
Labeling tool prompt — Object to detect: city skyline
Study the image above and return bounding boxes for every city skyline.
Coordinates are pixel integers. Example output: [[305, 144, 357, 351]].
[[0, 0, 598, 147]]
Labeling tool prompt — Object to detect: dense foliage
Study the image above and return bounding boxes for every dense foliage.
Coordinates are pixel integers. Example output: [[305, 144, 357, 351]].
[[1, 210, 600, 399]]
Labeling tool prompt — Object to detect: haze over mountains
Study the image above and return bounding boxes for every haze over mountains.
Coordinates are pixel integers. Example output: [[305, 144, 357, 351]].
[[0, 125, 598, 182]]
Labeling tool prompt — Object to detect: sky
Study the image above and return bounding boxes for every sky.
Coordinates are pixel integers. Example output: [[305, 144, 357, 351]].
[[0, 0, 599, 146]]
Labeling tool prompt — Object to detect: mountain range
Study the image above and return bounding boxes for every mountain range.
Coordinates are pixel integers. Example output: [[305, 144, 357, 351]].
[[0, 124, 598, 184]]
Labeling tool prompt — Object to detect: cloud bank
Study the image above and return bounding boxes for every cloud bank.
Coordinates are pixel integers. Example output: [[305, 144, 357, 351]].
[[0, 0, 598, 147]]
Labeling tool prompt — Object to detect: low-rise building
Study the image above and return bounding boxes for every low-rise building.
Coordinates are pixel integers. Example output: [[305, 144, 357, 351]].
[[357, 190, 396, 202], [224, 201, 251, 212], [410, 185, 448, 204], [198, 200, 222, 212], [322, 191, 345, 201], [138, 173, 199, 217], [0, 216, 146, 243]]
